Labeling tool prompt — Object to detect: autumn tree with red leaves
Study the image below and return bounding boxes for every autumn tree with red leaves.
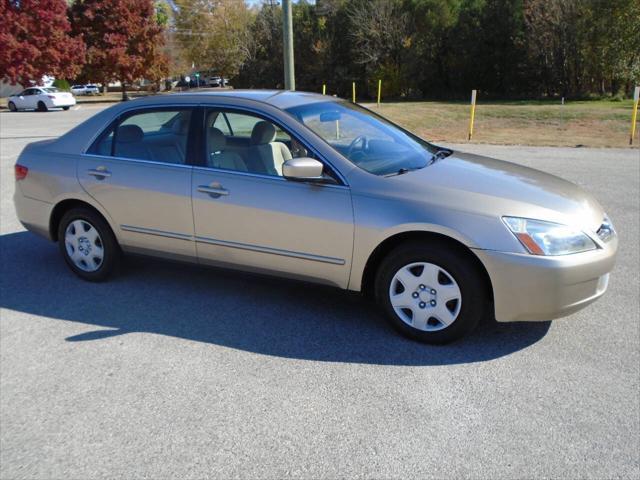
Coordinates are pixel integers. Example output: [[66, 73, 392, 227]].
[[0, 0, 85, 86], [69, 0, 168, 100]]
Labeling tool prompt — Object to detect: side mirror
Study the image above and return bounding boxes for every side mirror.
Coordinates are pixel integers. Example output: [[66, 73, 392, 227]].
[[282, 157, 324, 181]]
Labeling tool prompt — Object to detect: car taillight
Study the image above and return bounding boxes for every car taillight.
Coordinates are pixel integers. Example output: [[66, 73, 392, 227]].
[[15, 164, 28, 180], [47, 95, 55, 99]]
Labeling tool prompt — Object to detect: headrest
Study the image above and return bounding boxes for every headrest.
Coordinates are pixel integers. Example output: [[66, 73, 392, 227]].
[[172, 115, 189, 135], [251, 121, 277, 145], [118, 124, 144, 143], [208, 127, 226, 152]]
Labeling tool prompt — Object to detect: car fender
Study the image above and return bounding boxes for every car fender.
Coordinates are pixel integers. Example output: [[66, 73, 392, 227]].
[[348, 222, 478, 291], [49, 190, 121, 243]]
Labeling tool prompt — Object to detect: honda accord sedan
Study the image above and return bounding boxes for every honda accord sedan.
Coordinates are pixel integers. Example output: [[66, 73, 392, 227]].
[[13, 90, 617, 343]]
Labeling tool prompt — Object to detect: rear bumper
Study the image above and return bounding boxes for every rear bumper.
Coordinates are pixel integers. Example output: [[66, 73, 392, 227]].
[[14, 185, 53, 240], [474, 237, 618, 322], [50, 98, 76, 107]]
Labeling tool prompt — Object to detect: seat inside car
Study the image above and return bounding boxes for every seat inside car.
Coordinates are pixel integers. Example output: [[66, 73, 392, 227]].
[[114, 124, 151, 160], [207, 127, 247, 171], [249, 121, 292, 176], [170, 114, 189, 159]]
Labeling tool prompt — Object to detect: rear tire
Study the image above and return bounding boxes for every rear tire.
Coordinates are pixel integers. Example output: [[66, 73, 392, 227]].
[[375, 241, 488, 344], [8, 101, 17, 112], [57, 208, 119, 282], [37, 101, 48, 112], [62, 106, 70, 111]]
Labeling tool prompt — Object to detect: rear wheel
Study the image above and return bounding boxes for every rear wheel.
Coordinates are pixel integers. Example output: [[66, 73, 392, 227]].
[[62, 106, 70, 111], [375, 241, 488, 344], [57, 208, 119, 282], [37, 101, 48, 112], [8, 101, 17, 112]]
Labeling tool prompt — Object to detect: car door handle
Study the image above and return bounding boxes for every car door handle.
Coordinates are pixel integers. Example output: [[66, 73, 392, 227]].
[[198, 185, 229, 197], [87, 168, 111, 179]]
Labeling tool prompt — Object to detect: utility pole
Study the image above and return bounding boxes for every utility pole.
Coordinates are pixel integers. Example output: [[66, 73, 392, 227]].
[[282, 0, 295, 91]]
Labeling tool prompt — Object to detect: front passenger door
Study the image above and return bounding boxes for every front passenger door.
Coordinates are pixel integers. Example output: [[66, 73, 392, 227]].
[[192, 108, 354, 288]]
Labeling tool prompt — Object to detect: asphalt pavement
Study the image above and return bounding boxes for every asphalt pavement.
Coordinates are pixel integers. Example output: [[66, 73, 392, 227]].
[[1, 105, 638, 479]]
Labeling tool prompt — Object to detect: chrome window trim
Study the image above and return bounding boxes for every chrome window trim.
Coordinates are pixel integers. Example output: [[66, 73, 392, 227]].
[[82, 101, 350, 186], [81, 152, 193, 170]]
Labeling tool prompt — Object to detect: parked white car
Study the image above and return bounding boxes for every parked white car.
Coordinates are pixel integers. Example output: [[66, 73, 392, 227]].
[[71, 84, 100, 96], [7, 87, 76, 112]]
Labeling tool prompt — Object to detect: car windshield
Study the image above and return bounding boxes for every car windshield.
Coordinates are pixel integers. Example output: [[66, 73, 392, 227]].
[[42, 87, 60, 93], [286, 101, 437, 176]]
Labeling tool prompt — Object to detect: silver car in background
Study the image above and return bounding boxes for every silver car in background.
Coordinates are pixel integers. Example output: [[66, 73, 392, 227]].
[[13, 90, 618, 343]]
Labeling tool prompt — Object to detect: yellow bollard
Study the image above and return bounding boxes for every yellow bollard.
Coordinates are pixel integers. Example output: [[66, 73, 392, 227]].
[[468, 89, 477, 141], [377, 79, 382, 107], [630, 86, 640, 145], [352, 82, 356, 103], [322, 84, 326, 95]]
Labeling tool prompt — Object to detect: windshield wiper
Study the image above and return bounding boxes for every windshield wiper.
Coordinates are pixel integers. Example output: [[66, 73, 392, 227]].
[[384, 167, 413, 177], [428, 148, 452, 165]]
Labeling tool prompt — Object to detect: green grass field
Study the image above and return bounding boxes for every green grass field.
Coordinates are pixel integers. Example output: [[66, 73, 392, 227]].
[[362, 99, 638, 148], [2, 92, 637, 148]]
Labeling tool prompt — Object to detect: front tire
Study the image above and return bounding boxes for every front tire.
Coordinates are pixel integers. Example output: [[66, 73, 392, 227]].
[[375, 241, 488, 344], [8, 101, 17, 112], [58, 208, 119, 282], [37, 101, 48, 112]]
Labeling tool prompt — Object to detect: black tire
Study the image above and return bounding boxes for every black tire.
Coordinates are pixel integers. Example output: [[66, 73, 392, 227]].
[[37, 101, 48, 112], [375, 241, 489, 344], [57, 208, 119, 282], [62, 106, 70, 110], [8, 101, 17, 112]]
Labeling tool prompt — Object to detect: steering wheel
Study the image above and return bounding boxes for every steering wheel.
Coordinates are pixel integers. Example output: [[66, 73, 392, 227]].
[[347, 135, 368, 158]]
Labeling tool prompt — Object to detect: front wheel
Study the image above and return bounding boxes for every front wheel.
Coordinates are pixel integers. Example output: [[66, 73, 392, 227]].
[[58, 208, 119, 282], [8, 101, 17, 112], [375, 242, 489, 344]]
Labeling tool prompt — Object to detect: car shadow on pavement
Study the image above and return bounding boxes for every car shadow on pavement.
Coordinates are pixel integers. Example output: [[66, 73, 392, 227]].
[[0, 232, 551, 365]]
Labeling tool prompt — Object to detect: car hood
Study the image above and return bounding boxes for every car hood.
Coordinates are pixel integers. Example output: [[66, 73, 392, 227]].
[[392, 150, 605, 233]]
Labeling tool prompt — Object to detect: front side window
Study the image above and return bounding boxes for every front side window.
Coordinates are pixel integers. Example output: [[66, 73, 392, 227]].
[[286, 101, 438, 176], [89, 108, 192, 164], [204, 110, 315, 177]]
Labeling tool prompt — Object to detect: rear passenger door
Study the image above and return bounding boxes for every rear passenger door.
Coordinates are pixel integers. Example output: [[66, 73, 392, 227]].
[[78, 107, 198, 260]]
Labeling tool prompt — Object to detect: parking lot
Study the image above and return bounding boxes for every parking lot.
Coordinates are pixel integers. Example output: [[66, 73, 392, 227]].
[[1, 105, 638, 478]]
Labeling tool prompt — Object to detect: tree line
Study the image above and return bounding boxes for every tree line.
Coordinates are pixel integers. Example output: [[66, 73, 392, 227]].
[[234, 0, 639, 100], [2, 0, 638, 101]]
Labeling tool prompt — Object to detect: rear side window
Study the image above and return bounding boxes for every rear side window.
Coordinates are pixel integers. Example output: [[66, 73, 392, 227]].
[[89, 108, 192, 164]]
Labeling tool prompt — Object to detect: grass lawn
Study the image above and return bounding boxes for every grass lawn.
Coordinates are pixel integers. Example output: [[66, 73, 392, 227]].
[[361, 99, 638, 148]]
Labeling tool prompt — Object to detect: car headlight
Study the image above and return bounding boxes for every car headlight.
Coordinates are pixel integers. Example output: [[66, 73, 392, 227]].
[[502, 217, 597, 256]]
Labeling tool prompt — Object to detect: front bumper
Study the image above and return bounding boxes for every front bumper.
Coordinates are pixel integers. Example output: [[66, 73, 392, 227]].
[[474, 236, 618, 322]]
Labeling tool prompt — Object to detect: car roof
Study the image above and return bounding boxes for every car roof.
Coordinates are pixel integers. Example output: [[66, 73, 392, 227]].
[[152, 89, 341, 109]]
